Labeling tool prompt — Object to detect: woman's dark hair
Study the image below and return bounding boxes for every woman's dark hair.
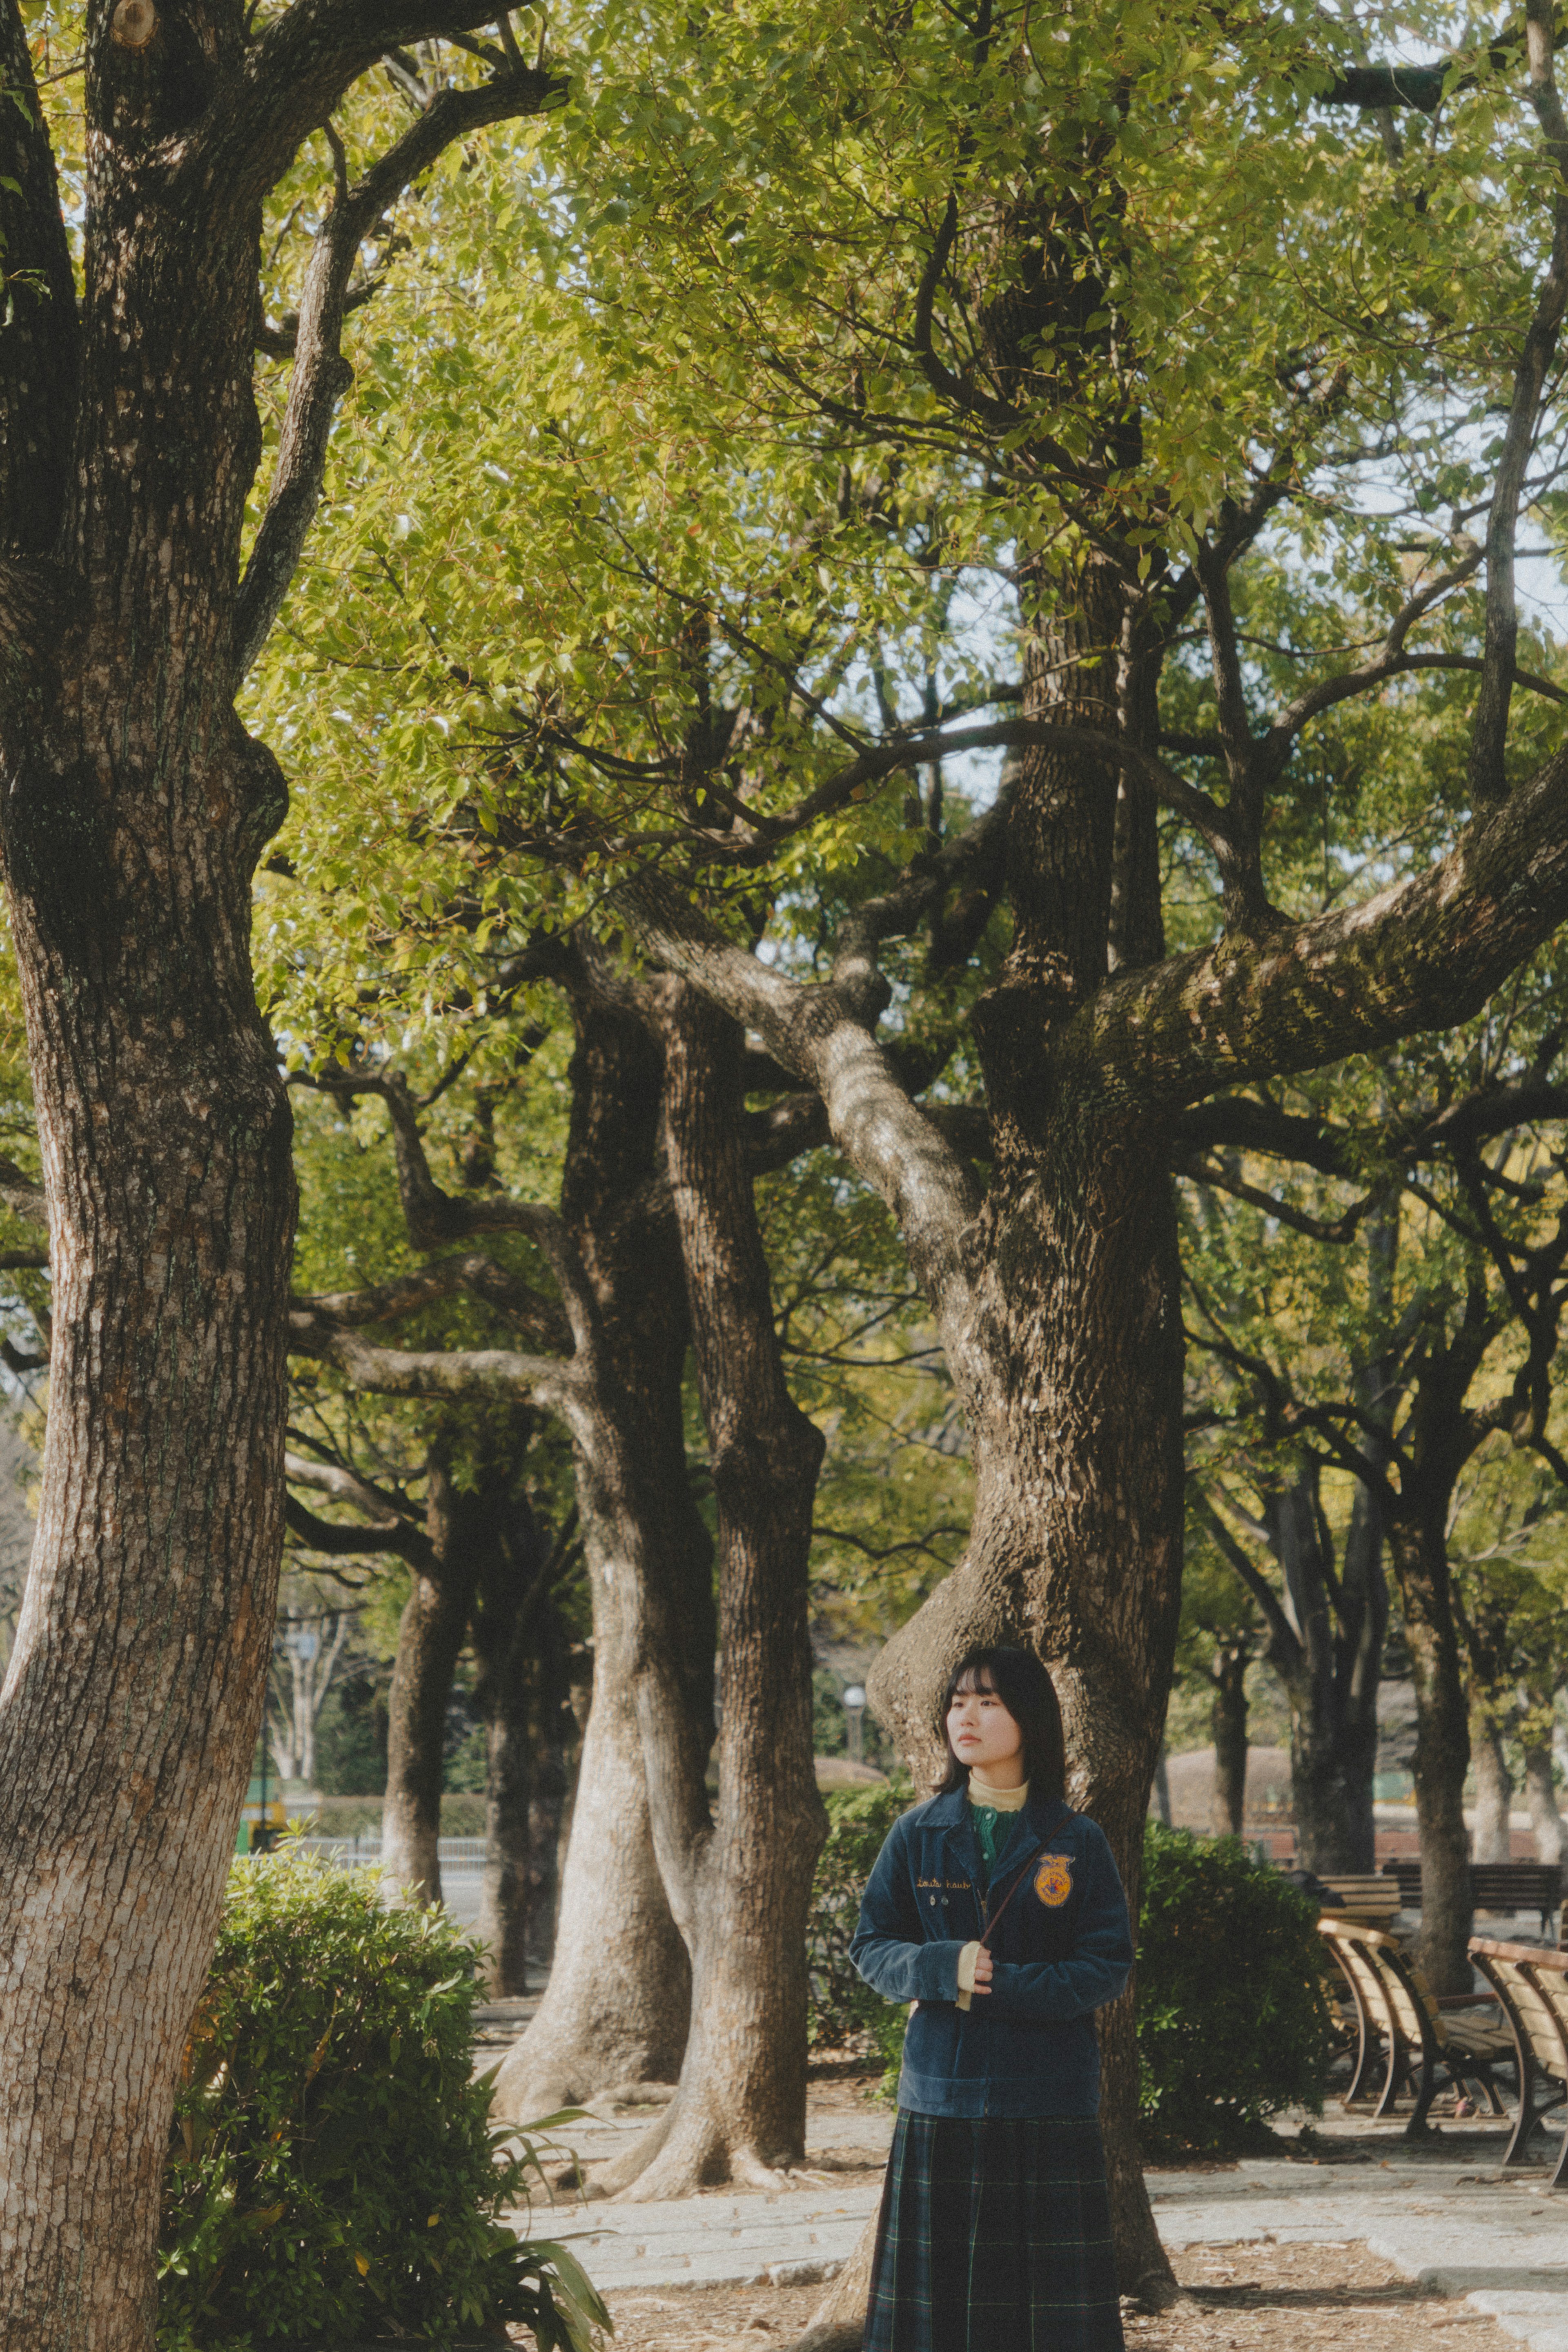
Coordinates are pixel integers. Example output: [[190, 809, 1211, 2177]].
[[933, 1646, 1066, 1800]]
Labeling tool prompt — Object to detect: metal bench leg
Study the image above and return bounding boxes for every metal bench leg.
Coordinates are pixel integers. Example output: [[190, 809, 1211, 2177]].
[[1405, 2045, 1438, 2137], [1502, 2045, 1542, 2165], [1343, 2004, 1374, 2105], [1474, 2064, 1508, 2118], [1374, 2020, 1409, 2119]]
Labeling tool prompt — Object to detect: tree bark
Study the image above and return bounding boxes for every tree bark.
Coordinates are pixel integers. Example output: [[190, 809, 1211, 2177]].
[[1263, 1465, 1387, 1875], [1523, 1739, 1565, 1870], [866, 1124, 1185, 2300], [792, 2220, 880, 2352], [527, 1607, 577, 1966], [496, 994, 712, 2117], [1470, 1713, 1514, 1865], [471, 1481, 547, 1996], [1152, 1746, 1172, 1826], [1388, 1517, 1473, 1993], [381, 1471, 477, 1906], [604, 984, 827, 2199], [0, 30, 298, 2348], [1210, 1642, 1249, 1836], [863, 563, 1185, 2298], [0, 16, 559, 2341]]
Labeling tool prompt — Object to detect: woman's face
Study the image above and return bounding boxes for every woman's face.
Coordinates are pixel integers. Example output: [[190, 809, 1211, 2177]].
[[946, 1676, 1024, 1779]]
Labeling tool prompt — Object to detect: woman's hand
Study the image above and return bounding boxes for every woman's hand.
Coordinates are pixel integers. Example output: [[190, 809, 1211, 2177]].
[[972, 1947, 994, 1996]]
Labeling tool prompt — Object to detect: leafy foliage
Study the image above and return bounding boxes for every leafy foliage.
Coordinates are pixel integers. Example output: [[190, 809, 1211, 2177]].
[[1137, 1824, 1334, 2152], [807, 1786, 911, 2053], [157, 1846, 608, 2351]]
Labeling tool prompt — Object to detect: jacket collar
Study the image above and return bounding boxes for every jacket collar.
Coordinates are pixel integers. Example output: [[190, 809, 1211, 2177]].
[[925, 1786, 1074, 1841]]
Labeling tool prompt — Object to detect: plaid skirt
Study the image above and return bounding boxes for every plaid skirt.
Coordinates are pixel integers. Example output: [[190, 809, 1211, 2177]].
[[863, 2110, 1125, 2352]]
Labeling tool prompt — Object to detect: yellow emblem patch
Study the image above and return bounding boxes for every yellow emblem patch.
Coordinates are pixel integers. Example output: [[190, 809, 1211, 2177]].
[[1034, 1855, 1073, 1908]]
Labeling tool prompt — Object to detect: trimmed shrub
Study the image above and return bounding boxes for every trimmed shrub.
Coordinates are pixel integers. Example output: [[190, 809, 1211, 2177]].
[[158, 1845, 607, 2350], [1136, 1821, 1334, 2151], [807, 1785, 910, 2054]]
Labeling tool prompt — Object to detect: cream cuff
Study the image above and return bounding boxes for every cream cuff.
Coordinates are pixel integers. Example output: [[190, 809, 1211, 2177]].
[[955, 1939, 982, 2012]]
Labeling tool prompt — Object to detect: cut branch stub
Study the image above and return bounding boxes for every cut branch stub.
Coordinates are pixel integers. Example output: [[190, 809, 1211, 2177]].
[[111, 1, 158, 50]]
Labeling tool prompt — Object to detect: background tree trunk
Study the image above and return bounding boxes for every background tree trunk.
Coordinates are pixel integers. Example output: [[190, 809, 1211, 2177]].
[[527, 1605, 577, 1966], [1470, 1714, 1514, 1865], [606, 985, 827, 2199], [496, 1645, 691, 2115], [471, 1486, 543, 1995], [497, 992, 711, 2114], [1210, 1641, 1249, 1836], [1523, 1739, 1565, 1870], [381, 1473, 477, 1906], [1389, 1519, 1473, 1993]]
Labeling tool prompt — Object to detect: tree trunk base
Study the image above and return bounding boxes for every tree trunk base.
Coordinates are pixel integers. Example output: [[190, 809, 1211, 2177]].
[[783, 2212, 879, 2352], [599, 2088, 797, 2199]]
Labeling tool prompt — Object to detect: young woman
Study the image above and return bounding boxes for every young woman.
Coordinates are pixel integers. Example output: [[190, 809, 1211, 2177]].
[[850, 1646, 1133, 2352]]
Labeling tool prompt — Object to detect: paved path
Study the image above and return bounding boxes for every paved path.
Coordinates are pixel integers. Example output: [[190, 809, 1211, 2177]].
[[510, 2111, 1568, 2344], [1151, 2148, 1568, 2350]]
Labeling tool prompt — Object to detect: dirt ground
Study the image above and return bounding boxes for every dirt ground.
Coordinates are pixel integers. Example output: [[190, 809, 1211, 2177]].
[[601, 2239, 1520, 2350]]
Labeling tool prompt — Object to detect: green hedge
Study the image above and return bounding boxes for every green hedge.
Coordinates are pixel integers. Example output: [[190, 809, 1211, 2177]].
[[1137, 1822, 1334, 2151], [807, 1786, 910, 2055], [158, 1846, 606, 2351]]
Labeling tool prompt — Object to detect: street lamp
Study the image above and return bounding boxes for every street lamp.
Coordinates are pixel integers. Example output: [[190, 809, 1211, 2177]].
[[842, 1683, 867, 1768]]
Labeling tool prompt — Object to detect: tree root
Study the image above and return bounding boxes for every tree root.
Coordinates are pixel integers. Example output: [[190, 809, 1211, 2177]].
[[597, 2078, 677, 2108], [1124, 2269, 1185, 2313], [597, 2089, 804, 2201]]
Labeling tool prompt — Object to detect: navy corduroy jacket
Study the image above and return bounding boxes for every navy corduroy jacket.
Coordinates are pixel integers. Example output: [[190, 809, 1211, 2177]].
[[849, 1788, 1133, 2118]]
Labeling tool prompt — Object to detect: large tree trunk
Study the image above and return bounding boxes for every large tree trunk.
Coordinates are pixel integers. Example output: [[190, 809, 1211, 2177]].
[[0, 936, 292, 2352], [497, 993, 711, 2117], [1210, 1641, 1249, 1836], [1523, 1737, 1565, 1871], [1471, 1713, 1514, 1865], [0, 20, 557, 2341], [868, 1133, 1185, 2303], [1388, 1517, 1473, 1993], [606, 985, 827, 2199], [864, 560, 1183, 2306], [0, 30, 296, 2348]]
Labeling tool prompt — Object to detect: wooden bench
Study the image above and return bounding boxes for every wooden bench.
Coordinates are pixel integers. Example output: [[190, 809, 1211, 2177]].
[[1316, 1874, 1403, 1931], [1469, 1940, 1568, 2188], [1317, 1918, 1515, 2135], [1380, 1859, 1561, 1935]]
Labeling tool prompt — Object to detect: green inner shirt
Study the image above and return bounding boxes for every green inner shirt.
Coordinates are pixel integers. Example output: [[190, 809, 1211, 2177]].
[[969, 1804, 1021, 1891]]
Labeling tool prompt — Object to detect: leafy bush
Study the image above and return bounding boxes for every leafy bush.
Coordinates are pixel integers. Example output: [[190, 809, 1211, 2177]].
[[807, 1785, 910, 2053], [158, 1845, 607, 2350], [1136, 1822, 1334, 2152], [871, 2003, 909, 2106]]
